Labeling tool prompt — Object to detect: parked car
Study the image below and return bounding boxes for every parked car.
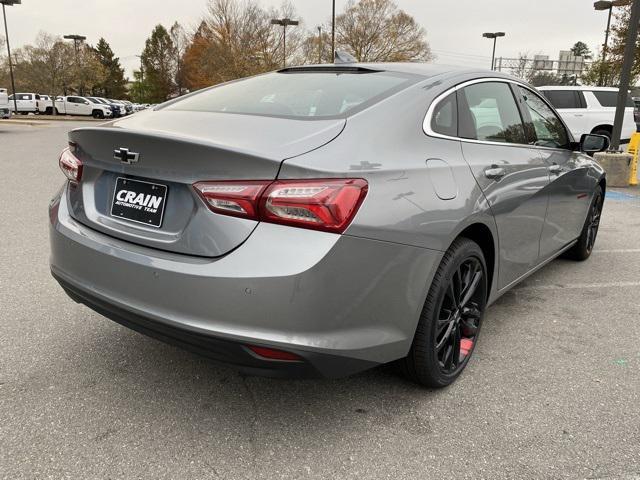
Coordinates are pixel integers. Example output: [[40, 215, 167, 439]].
[[8, 92, 40, 114], [86, 97, 120, 118], [50, 65, 607, 387], [0, 88, 11, 119], [38, 95, 53, 114], [109, 99, 129, 116], [538, 86, 636, 142], [57, 96, 112, 118]]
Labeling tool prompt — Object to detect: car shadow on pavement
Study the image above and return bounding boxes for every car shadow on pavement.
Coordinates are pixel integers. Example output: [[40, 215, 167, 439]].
[[65, 314, 445, 446]]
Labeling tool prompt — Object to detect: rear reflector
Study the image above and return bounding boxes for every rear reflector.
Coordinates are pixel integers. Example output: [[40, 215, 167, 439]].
[[246, 345, 303, 362], [193, 178, 368, 234], [59, 147, 83, 183]]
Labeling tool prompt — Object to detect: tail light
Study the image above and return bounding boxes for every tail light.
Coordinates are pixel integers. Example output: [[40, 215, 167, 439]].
[[193, 178, 368, 234], [192, 181, 268, 220], [58, 145, 83, 183], [246, 345, 303, 362]]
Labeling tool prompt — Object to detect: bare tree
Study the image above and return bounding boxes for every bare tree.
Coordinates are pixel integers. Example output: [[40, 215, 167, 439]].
[[336, 0, 432, 62], [170, 22, 188, 95]]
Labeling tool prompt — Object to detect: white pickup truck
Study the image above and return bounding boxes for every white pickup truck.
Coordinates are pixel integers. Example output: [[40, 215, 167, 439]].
[[538, 86, 637, 142], [0, 88, 11, 119], [8, 92, 41, 114], [53, 96, 113, 118]]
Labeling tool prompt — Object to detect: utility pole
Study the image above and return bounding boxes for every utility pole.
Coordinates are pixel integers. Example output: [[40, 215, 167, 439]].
[[64, 34, 87, 95], [1, 0, 21, 115], [594, 1, 630, 86], [482, 32, 505, 70], [317, 26, 322, 64], [331, 0, 336, 62], [610, 0, 640, 150], [271, 18, 299, 68]]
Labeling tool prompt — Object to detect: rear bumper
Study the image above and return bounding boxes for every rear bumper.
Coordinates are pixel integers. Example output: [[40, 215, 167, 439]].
[[49, 185, 441, 378]]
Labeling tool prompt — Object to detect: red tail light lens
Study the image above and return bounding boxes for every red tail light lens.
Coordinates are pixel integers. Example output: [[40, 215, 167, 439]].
[[59, 147, 83, 183], [246, 345, 303, 362], [193, 181, 269, 220], [193, 178, 368, 233], [261, 179, 368, 233]]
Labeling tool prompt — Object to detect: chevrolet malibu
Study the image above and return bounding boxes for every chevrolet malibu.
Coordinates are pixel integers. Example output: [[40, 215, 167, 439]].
[[49, 64, 607, 387]]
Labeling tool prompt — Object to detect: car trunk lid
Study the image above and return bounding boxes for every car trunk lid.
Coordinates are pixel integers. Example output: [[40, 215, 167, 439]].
[[66, 110, 345, 257]]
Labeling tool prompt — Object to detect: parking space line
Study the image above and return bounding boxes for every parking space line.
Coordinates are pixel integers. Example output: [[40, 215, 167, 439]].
[[518, 281, 640, 291], [595, 249, 640, 253]]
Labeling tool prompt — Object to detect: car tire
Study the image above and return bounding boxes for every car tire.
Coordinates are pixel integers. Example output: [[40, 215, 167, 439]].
[[45, 107, 53, 115], [564, 186, 603, 261], [92, 110, 104, 119], [400, 237, 488, 388]]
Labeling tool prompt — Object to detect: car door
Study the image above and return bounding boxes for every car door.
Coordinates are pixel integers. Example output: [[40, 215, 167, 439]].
[[516, 85, 594, 259], [65, 97, 79, 115], [457, 80, 550, 290]]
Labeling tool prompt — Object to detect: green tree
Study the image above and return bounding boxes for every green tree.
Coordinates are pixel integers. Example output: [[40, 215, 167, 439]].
[[570, 41, 593, 60], [140, 25, 177, 102], [93, 38, 127, 98]]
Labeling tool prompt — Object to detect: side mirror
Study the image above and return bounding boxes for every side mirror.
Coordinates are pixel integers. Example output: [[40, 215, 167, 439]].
[[580, 133, 609, 154], [84, 101, 90, 105]]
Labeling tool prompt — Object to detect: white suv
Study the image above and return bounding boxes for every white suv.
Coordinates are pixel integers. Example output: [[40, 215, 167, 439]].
[[538, 86, 637, 142]]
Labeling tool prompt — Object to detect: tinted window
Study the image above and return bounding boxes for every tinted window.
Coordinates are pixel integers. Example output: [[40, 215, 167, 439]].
[[592, 90, 635, 107], [431, 92, 457, 137], [518, 87, 569, 149], [67, 97, 78, 103], [543, 90, 584, 109], [19, 94, 32, 100], [458, 82, 526, 144], [165, 71, 417, 119]]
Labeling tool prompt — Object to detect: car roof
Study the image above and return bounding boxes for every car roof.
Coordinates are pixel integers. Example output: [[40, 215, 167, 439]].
[[537, 85, 620, 92]]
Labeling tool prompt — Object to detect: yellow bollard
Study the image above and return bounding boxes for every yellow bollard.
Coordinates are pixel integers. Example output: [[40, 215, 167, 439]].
[[627, 132, 640, 186]]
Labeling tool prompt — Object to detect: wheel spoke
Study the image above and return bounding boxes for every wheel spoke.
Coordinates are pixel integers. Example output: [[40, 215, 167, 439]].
[[459, 269, 482, 308], [451, 326, 461, 368]]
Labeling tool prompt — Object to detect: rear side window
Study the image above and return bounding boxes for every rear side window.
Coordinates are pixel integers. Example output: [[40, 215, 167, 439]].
[[164, 71, 418, 119], [431, 92, 457, 137], [542, 90, 585, 109], [592, 90, 634, 107], [457, 82, 526, 144]]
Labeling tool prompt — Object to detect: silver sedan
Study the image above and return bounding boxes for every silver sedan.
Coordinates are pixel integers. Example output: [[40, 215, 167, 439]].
[[49, 63, 606, 387]]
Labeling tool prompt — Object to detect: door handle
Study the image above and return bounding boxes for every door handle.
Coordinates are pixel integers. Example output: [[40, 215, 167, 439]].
[[484, 166, 506, 180], [548, 164, 562, 174]]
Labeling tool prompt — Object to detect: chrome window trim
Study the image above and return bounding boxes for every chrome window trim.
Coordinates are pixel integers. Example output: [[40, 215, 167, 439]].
[[423, 76, 573, 153]]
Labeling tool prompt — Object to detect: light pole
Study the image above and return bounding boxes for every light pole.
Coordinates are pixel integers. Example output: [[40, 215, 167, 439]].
[[317, 26, 322, 64], [331, 0, 336, 62], [610, 0, 639, 150], [271, 18, 299, 68], [1, 0, 20, 115], [594, 0, 629, 86], [482, 32, 505, 71], [64, 34, 87, 95]]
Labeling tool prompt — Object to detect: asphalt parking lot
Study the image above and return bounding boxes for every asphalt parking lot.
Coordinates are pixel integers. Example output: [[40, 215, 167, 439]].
[[1, 120, 639, 480]]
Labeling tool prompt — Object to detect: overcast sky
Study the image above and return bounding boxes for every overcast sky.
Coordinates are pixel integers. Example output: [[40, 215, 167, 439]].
[[3, 0, 611, 77]]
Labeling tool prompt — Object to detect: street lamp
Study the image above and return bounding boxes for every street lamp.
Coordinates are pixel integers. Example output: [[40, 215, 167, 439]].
[[271, 18, 299, 68], [482, 32, 505, 71], [594, 0, 630, 86], [1, 0, 21, 115], [64, 34, 87, 95]]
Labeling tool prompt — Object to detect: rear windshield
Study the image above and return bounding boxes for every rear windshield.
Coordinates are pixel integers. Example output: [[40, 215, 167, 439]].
[[591, 90, 634, 108], [163, 71, 418, 119]]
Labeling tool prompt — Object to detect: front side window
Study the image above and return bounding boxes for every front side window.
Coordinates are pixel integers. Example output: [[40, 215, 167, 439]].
[[458, 82, 526, 144], [164, 71, 418, 119], [518, 87, 569, 149]]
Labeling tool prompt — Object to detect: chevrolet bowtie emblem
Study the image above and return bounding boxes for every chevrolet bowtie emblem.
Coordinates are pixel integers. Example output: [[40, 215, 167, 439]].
[[114, 147, 139, 164]]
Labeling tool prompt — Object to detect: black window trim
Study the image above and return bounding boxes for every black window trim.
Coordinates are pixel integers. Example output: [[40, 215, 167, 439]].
[[424, 77, 574, 152]]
